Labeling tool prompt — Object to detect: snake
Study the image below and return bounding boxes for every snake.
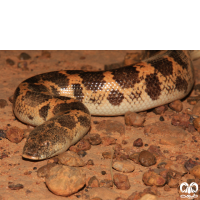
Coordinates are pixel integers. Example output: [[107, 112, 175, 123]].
[[13, 50, 194, 160]]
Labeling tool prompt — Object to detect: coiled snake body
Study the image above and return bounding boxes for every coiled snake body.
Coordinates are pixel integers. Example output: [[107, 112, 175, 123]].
[[13, 50, 194, 160]]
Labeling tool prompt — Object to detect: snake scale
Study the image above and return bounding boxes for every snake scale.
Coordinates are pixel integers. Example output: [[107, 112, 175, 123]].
[[13, 50, 194, 160]]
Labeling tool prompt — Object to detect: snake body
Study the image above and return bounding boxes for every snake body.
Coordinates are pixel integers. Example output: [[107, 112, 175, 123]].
[[13, 50, 194, 160]]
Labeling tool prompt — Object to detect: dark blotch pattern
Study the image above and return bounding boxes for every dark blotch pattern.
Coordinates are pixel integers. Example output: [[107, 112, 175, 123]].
[[50, 86, 60, 95], [79, 71, 106, 92], [41, 71, 70, 88], [147, 58, 173, 76], [78, 116, 91, 127], [145, 73, 161, 100], [57, 115, 76, 129], [107, 89, 124, 106], [39, 104, 50, 121], [111, 65, 140, 89], [129, 91, 142, 101], [24, 91, 52, 107], [169, 50, 188, 70], [66, 70, 84, 75], [175, 76, 188, 93], [72, 84, 84, 101], [28, 83, 49, 93], [52, 102, 90, 116], [28, 115, 34, 120]]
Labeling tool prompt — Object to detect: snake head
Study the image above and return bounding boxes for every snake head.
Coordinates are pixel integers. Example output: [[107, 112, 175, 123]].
[[22, 121, 71, 160]]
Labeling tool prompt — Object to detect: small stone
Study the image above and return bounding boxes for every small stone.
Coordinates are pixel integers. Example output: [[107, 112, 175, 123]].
[[6, 58, 15, 66], [0, 129, 6, 138], [133, 138, 143, 147], [142, 170, 166, 186], [113, 173, 130, 190], [164, 162, 187, 175], [8, 183, 24, 190], [19, 52, 31, 60], [127, 192, 142, 200], [184, 158, 199, 171], [17, 61, 29, 71], [190, 165, 200, 178], [169, 100, 183, 112], [148, 145, 163, 157], [87, 176, 100, 188], [70, 139, 91, 152], [129, 152, 140, 164], [167, 177, 179, 188], [45, 165, 86, 196], [193, 117, 200, 132], [87, 159, 94, 165], [112, 160, 135, 173], [101, 171, 106, 175], [171, 113, 190, 129], [164, 184, 171, 191], [86, 134, 102, 145], [6, 126, 24, 143], [125, 111, 145, 127], [99, 179, 113, 188], [102, 151, 113, 159], [37, 163, 57, 177], [77, 150, 87, 157], [101, 136, 116, 146], [139, 194, 157, 200], [159, 116, 165, 121], [0, 99, 8, 108], [58, 151, 85, 167], [153, 105, 168, 115], [139, 150, 156, 167]]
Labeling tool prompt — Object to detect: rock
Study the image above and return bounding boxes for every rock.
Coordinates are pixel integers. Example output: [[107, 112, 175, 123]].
[[192, 101, 200, 116], [0, 129, 6, 138], [85, 133, 102, 145], [167, 177, 179, 188], [153, 105, 168, 114], [101, 136, 116, 146], [87, 176, 100, 188], [164, 185, 171, 191], [190, 165, 200, 178], [147, 145, 164, 157], [193, 117, 200, 132], [139, 194, 157, 200], [0, 99, 8, 108], [112, 160, 135, 173], [187, 95, 200, 105], [6, 58, 15, 66], [17, 61, 29, 71], [142, 170, 166, 186], [69, 139, 91, 152], [164, 162, 187, 175], [87, 159, 94, 165], [8, 183, 24, 190], [124, 52, 143, 66], [19, 52, 31, 60], [184, 158, 200, 171], [139, 150, 156, 167], [169, 100, 183, 112], [171, 113, 190, 129], [127, 191, 142, 200], [58, 151, 85, 167], [133, 138, 143, 147], [96, 120, 125, 135], [113, 173, 130, 190], [6, 126, 24, 143], [37, 163, 57, 177], [45, 165, 86, 196], [125, 111, 145, 127], [99, 179, 113, 188], [129, 152, 140, 164], [102, 151, 113, 159]]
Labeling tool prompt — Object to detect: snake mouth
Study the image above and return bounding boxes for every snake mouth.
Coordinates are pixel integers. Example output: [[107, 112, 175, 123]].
[[22, 153, 40, 160]]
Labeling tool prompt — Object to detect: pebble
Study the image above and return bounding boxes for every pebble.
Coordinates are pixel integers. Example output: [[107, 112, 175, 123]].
[[69, 139, 91, 152], [0, 129, 6, 138], [164, 162, 187, 175], [77, 150, 87, 157], [99, 179, 113, 188], [96, 120, 125, 135], [153, 105, 168, 115], [171, 113, 190, 129], [112, 160, 135, 173], [19, 52, 31, 60], [167, 176, 179, 188], [17, 61, 29, 71], [6, 126, 24, 143], [133, 138, 143, 147], [139, 194, 157, 200], [37, 163, 57, 177], [113, 173, 130, 190], [139, 150, 156, 167], [187, 95, 200, 105], [190, 165, 200, 178], [192, 101, 200, 116], [102, 151, 113, 159], [101, 136, 116, 146], [193, 117, 200, 132], [0, 99, 8, 108], [169, 100, 183, 112], [184, 158, 199, 171], [87, 159, 94, 165], [148, 145, 163, 157], [58, 151, 85, 167], [142, 170, 166, 186], [6, 58, 15, 66], [8, 183, 24, 190], [45, 165, 86, 196], [129, 152, 140, 164], [125, 111, 145, 127], [85, 133, 102, 145], [87, 176, 100, 188], [164, 184, 171, 191]]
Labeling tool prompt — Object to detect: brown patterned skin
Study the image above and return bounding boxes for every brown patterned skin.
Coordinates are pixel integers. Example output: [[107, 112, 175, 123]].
[[13, 50, 194, 160]]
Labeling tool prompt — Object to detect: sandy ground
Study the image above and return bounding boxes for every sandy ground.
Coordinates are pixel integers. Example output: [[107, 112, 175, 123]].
[[1, 50, 200, 200]]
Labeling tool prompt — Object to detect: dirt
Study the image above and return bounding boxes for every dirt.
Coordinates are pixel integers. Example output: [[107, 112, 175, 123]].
[[1, 50, 200, 200]]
